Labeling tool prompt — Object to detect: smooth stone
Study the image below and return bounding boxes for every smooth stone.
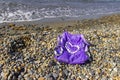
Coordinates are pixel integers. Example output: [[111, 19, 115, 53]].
[[52, 72, 58, 79], [38, 77, 45, 80]]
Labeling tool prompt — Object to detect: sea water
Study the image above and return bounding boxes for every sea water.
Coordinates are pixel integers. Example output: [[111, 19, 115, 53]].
[[0, 0, 120, 23]]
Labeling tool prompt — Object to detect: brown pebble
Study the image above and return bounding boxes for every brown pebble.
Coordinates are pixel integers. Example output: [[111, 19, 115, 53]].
[[38, 77, 45, 80], [76, 77, 81, 80], [112, 76, 120, 80]]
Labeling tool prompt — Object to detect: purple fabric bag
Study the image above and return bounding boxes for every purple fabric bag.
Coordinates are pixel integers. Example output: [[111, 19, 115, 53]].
[[54, 31, 90, 64]]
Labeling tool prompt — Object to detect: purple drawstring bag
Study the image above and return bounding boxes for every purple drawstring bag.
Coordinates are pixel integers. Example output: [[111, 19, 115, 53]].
[[54, 31, 90, 64]]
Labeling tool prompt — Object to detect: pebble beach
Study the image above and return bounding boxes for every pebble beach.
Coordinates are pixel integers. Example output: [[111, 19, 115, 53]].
[[0, 14, 120, 80]]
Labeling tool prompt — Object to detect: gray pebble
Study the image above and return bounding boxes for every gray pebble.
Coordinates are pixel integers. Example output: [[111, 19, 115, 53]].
[[52, 72, 58, 79]]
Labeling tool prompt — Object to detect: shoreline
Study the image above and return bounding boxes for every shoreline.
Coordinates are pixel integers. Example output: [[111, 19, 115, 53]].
[[1, 13, 120, 28], [0, 14, 120, 80]]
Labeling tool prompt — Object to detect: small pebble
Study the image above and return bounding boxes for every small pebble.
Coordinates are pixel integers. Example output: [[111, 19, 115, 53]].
[[0, 15, 120, 80]]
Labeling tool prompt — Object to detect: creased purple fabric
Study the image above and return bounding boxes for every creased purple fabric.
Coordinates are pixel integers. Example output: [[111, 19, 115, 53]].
[[54, 31, 90, 64]]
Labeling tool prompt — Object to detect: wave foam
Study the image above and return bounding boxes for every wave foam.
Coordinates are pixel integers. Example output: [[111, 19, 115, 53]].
[[0, 2, 120, 23]]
